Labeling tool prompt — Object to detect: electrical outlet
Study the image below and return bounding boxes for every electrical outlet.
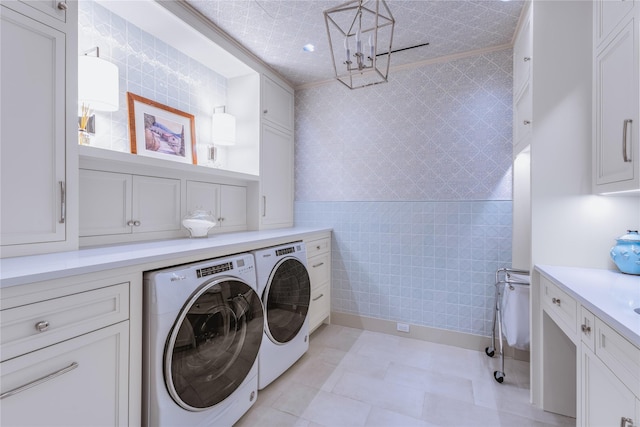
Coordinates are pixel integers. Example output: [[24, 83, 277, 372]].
[[396, 323, 410, 333]]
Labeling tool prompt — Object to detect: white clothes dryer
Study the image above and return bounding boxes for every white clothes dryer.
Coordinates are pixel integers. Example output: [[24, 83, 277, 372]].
[[143, 253, 263, 427], [252, 242, 311, 389]]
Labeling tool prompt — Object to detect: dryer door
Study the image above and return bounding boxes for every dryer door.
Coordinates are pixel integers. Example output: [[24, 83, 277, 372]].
[[164, 278, 263, 411], [263, 258, 311, 344]]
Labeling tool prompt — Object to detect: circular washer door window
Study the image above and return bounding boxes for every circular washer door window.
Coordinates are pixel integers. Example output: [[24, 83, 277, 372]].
[[264, 258, 311, 344], [164, 278, 263, 411]]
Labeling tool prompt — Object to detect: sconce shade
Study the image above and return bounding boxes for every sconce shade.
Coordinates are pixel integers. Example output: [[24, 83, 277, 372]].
[[78, 55, 119, 112], [212, 111, 236, 146]]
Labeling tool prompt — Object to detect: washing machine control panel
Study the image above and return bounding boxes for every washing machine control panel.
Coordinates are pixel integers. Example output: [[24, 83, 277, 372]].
[[196, 261, 234, 278]]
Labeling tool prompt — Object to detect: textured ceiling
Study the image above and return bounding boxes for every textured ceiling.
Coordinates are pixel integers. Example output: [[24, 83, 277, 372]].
[[185, 0, 525, 88]]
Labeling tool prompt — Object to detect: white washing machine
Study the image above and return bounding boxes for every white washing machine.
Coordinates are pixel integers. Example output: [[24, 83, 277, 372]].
[[252, 241, 311, 389], [143, 253, 263, 427]]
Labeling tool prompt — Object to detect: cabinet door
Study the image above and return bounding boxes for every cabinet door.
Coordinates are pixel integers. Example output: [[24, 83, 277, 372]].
[[513, 8, 532, 97], [260, 125, 294, 228], [79, 170, 132, 236], [513, 82, 532, 151], [0, 322, 129, 426], [1, 6, 66, 246], [262, 75, 294, 132], [594, 17, 638, 189], [595, 0, 635, 46], [582, 347, 639, 427], [132, 175, 181, 233], [186, 180, 221, 223], [220, 184, 247, 230]]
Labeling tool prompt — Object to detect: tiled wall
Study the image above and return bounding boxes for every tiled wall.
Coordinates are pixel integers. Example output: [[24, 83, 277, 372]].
[[78, 1, 227, 152], [295, 50, 514, 338]]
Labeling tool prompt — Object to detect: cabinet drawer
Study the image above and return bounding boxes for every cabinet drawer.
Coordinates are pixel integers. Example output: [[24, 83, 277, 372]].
[[0, 322, 129, 426], [308, 252, 330, 287], [0, 283, 129, 361], [309, 282, 330, 332], [595, 317, 640, 397], [580, 307, 596, 351], [306, 237, 330, 258], [541, 276, 577, 337]]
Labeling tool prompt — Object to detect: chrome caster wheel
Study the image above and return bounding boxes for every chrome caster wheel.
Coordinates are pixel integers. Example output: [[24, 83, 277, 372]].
[[485, 346, 495, 357], [493, 371, 504, 383]]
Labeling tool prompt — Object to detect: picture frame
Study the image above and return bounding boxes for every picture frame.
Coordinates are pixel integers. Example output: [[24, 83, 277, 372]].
[[127, 92, 197, 164]]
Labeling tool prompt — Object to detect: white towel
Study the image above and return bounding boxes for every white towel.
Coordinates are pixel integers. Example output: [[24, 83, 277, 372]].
[[501, 282, 530, 350]]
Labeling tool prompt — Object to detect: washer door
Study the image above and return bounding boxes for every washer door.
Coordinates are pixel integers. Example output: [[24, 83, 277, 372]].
[[264, 257, 311, 344], [164, 278, 263, 411]]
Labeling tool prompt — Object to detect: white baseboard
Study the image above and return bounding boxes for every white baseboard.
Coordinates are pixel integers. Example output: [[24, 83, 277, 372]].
[[328, 311, 530, 362]]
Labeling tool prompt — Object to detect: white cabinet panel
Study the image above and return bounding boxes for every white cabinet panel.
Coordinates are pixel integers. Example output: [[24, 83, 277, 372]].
[[582, 347, 639, 427], [594, 18, 638, 189], [306, 235, 331, 332], [79, 170, 181, 237], [595, 0, 635, 46], [513, 8, 532, 97], [262, 75, 294, 132], [0, 322, 129, 427], [1, 5, 66, 247], [260, 125, 294, 228], [220, 184, 247, 230], [186, 181, 247, 232], [133, 175, 181, 233], [80, 170, 131, 236]]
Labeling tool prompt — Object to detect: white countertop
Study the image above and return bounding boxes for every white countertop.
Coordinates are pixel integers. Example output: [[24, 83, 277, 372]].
[[536, 264, 640, 347], [0, 227, 331, 288]]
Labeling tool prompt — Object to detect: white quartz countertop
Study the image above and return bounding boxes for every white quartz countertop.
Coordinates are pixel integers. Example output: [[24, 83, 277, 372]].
[[0, 227, 331, 288], [536, 264, 640, 347]]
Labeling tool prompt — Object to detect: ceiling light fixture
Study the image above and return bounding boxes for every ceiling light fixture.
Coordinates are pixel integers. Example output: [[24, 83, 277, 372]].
[[324, 0, 395, 90], [303, 44, 315, 52]]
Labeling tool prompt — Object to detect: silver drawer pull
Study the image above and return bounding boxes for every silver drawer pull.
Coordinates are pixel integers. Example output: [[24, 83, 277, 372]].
[[59, 181, 66, 224], [35, 321, 50, 332], [312, 262, 324, 268], [552, 297, 561, 306], [0, 362, 78, 400], [312, 293, 324, 302], [57, 1, 68, 10], [623, 119, 632, 162]]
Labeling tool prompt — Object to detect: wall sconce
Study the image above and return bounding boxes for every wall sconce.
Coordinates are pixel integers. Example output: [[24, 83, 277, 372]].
[[207, 106, 236, 162], [78, 46, 119, 144]]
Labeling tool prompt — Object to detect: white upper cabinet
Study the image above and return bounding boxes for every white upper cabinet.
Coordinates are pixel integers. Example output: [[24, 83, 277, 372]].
[[186, 181, 247, 232], [79, 169, 181, 239], [593, 3, 639, 193], [595, 0, 636, 47], [0, 1, 77, 257], [513, 7, 532, 98], [262, 75, 295, 133], [260, 125, 294, 228]]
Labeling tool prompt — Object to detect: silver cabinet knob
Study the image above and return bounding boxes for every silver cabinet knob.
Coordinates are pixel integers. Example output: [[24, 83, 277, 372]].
[[133, 220, 141, 226], [127, 220, 134, 226], [57, 1, 68, 10], [35, 321, 50, 332], [524, 57, 531, 62], [523, 120, 531, 125], [552, 297, 561, 306], [581, 324, 591, 334], [263, 109, 268, 114]]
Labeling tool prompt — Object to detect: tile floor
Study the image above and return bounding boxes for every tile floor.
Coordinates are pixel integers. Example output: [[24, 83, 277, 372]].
[[236, 324, 575, 427]]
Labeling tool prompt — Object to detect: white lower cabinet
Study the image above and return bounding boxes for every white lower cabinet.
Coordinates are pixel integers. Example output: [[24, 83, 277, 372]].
[[306, 233, 331, 332], [79, 169, 181, 237], [582, 346, 639, 427], [1, 322, 130, 426], [0, 275, 137, 426]]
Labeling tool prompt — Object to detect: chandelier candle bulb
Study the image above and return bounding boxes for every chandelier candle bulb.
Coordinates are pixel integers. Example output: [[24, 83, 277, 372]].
[[368, 34, 374, 59], [344, 37, 351, 62]]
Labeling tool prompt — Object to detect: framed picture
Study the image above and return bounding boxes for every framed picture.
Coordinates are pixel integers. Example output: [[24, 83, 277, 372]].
[[127, 92, 197, 164]]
